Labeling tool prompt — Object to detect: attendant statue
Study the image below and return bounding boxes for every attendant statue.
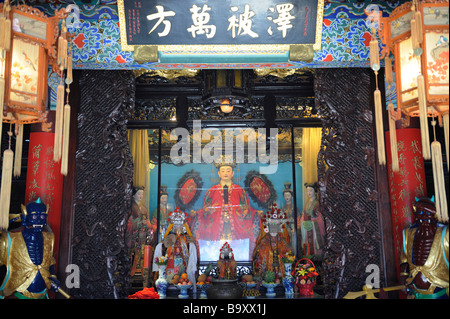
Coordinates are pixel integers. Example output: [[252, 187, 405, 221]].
[[253, 203, 292, 279], [400, 196, 448, 299], [153, 207, 198, 286], [0, 199, 69, 299], [280, 182, 297, 247], [153, 185, 172, 241], [217, 242, 237, 280], [297, 182, 325, 258], [125, 186, 156, 278]]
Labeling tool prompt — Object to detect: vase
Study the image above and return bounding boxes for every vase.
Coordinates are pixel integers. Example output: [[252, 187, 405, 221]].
[[177, 284, 192, 299], [197, 284, 209, 299], [155, 265, 168, 299], [262, 282, 279, 298], [282, 263, 294, 298]]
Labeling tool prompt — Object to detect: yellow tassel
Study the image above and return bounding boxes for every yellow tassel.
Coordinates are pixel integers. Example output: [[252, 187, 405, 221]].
[[13, 124, 23, 177], [58, 36, 67, 71], [0, 148, 14, 230], [1, 2, 12, 51], [1, 1, 12, 52], [2, 17, 11, 52], [370, 39, 380, 71], [61, 104, 71, 176], [443, 112, 449, 172], [417, 75, 431, 160], [388, 103, 399, 172], [0, 77, 4, 148], [385, 56, 393, 85], [374, 89, 386, 165], [66, 55, 73, 84], [54, 83, 64, 162], [431, 140, 448, 223], [411, 18, 419, 51], [0, 17, 5, 49], [415, 11, 423, 45]]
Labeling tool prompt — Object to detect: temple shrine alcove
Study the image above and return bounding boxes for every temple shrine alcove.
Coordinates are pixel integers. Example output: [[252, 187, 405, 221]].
[[53, 66, 397, 299]]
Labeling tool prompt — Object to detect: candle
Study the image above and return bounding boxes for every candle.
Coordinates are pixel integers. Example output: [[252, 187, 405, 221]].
[[143, 245, 152, 269]]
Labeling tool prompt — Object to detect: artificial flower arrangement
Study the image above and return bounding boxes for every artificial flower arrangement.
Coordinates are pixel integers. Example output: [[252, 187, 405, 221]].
[[280, 252, 296, 264], [154, 254, 169, 266], [292, 260, 318, 285]]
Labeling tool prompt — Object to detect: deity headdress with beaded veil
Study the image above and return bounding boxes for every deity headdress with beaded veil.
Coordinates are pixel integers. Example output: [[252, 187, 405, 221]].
[[165, 207, 192, 237], [219, 241, 234, 260], [261, 203, 290, 234]]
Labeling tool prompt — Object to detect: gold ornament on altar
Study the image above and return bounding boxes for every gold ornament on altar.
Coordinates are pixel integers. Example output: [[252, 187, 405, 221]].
[[0, 1, 73, 230]]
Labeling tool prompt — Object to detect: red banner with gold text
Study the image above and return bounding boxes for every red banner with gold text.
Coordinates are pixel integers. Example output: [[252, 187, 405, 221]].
[[24, 132, 64, 264], [385, 128, 427, 281]]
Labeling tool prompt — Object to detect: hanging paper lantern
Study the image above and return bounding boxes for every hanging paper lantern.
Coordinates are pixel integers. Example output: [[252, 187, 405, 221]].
[[379, 0, 449, 161], [379, 0, 448, 222], [0, 2, 69, 227]]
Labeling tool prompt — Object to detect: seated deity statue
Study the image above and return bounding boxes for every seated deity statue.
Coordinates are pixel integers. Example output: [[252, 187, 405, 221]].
[[216, 242, 237, 280], [190, 159, 262, 260], [152, 207, 198, 286], [252, 203, 293, 279]]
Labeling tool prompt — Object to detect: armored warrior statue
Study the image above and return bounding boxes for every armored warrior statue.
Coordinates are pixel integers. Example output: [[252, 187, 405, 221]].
[[0, 198, 69, 299], [400, 197, 449, 299]]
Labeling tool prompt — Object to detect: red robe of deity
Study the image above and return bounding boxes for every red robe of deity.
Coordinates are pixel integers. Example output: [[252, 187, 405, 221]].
[[252, 225, 292, 278], [194, 183, 259, 244]]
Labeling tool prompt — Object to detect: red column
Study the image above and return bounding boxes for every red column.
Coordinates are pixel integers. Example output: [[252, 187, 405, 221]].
[[24, 112, 64, 266], [385, 127, 427, 283]]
